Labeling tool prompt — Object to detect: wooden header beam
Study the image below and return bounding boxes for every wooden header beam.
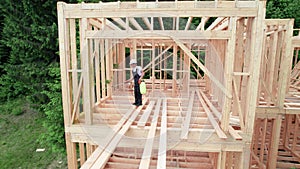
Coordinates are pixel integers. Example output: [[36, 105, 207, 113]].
[[64, 9, 258, 18], [58, 1, 259, 19], [86, 30, 231, 39]]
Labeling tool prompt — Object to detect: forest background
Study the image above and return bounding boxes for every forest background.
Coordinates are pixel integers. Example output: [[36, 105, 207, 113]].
[[0, 0, 299, 168]]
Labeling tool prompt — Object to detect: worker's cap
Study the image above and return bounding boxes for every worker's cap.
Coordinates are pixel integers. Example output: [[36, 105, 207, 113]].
[[129, 59, 137, 65]]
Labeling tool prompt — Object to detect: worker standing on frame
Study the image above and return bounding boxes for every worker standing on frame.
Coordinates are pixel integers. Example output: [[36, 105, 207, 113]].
[[125, 59, 144, 106]]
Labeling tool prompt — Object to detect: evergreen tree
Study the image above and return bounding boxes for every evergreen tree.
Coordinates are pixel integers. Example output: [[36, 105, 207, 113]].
[[266, 0, 300, 28], [0, 0, 58, 102]]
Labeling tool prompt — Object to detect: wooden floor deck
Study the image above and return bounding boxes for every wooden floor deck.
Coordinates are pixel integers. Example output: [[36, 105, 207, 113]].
[[67, 86, 300, 169]]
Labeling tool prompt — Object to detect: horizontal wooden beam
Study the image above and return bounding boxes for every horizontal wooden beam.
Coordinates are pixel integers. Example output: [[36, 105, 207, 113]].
[[85, 30, 231, 39], [62, 1, 259, 10], [65, 10, 257, 18], [265, 19, 293, 26], [256, 106, 300, 118]]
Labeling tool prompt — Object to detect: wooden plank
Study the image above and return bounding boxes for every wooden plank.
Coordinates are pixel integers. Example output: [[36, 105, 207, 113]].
[[206, 17, 225, 30], [180, 90, 195, 139], [220, 151, 228, 169], [228, 126, 242, 140], [86, 143, 93, 158], [196, 17, 209, 31], [85, 30, 231, 39], [65, 132, 78, 169], [277, 20, 294, 107], [266, 31, 278, 105], [292, 115, 299, 152], [94, 39, 101, 102], [172, 45, 177, 97], [283, 114, 292, 147], [142, 17, 152, 30], [217, 152, 222, 169], [240, 17, 253, 124], [139, 99, 161, 169], [259, 118, 267, 163], [100, 39, 106, 98], [151, 41, 155, 92], [80, 106, 136, 168], [112, 17, 132, 30], [79, 143, 86, 166], [81, 17, 93, 125], [89, 99, 148, 169], [267, 115, 282, 169], [244, 1, 265, 136], [65, 9, 258, 19], [106, 39, 112, 97], [129, 17, 143, 30], [158, 17, 164, 30], [250, 151, 266, 169], [137, 101, 156, 127], [232, 77, 245, 131], [70, 18, 79, 123], [173, 37, 232, 99], [196, 91, 227, 139], [198, 90, 221, 120], [157, 98, 167, 169], [57, 2, 72, 126], [221, 16, 237, 132], [71, 75, 83, 124], [63, 1, 257, 10], [98, 18, 122, 31], [184, 16, 193, 30]]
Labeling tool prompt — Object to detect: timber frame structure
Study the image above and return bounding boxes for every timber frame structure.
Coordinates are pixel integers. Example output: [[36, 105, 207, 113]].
[[57, 0, 300, 168]]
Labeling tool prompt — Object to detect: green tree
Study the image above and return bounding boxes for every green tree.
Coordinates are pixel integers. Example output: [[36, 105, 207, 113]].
[[0, 0, 58, 102], [266, 0, 300, 28], [0, 0, 74, 154]]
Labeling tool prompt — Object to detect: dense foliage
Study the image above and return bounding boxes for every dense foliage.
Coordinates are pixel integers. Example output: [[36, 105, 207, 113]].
[[0, 0, 73, 155], [266, 0, 300, 28], [0, 0, 299, 167]]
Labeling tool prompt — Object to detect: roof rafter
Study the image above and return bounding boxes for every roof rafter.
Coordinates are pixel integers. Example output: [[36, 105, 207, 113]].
[[129, 17, 143, 30]]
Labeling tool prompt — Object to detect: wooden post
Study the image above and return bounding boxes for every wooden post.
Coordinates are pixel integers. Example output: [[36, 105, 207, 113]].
[[120, 43, 126, 91], [105, 39, 112, 98], [95, 39, 101, 102], [277, 19, 294, 107], [100, 39, 106, 98], [70, 18, 79, 121], [267, 115, 282, 169], [65, 132, 78, 169], [79, 143, 86, 166], [221, 16, 237, 132], [152, 41, 155, 92], [245, 2, 265, 135], [244, 2, 266, 168], [172, 45, 177, 96], [81, 17, 93, 125], [57, 2, 71, 126]]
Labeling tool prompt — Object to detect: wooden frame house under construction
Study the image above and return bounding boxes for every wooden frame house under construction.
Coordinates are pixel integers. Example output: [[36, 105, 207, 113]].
[[57, 0, 300, 168]]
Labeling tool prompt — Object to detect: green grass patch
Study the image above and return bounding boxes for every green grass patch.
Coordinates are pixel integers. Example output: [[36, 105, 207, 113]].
[[0, 99, 67, 169]]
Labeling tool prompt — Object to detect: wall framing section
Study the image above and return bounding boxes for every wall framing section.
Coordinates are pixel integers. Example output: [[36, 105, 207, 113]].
[[57, 1, 300, 168]]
